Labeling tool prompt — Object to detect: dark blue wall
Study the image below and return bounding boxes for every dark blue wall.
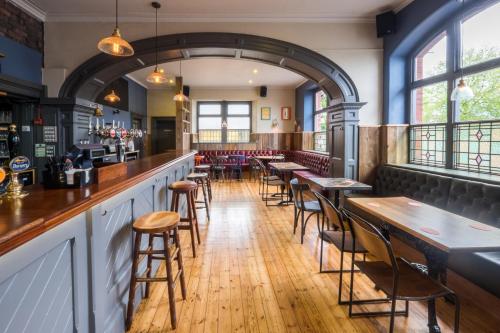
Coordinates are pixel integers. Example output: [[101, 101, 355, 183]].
[[383, 0, 495, 124], [0, 36, 42, 84], [295, 81, 318, 132], [100, 77, 147, 129]]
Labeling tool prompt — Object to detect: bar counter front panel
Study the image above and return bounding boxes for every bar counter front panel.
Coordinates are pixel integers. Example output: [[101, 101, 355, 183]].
[[0, 151, 195, 333]]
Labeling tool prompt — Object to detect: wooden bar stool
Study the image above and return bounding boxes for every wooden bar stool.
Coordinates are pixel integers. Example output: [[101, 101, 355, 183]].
[[169, 180, 201, 257], [126, 211, 186, 330], [194, 164, 212, 201], [187, 172, 210, 220]]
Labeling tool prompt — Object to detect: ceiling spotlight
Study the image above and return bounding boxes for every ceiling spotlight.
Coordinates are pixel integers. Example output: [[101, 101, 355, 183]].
[[252, 69, 258, 74], [248, 79, 253, 84], [169, 79, 174, 84]]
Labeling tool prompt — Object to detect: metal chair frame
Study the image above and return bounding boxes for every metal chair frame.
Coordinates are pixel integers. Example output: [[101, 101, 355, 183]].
[[343, 210, 460, 333], [290, 178, 322, 244]]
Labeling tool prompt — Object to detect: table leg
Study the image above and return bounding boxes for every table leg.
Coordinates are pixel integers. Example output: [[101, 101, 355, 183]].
[[333, 190, 340, 208], [421, 245, 449, 333]]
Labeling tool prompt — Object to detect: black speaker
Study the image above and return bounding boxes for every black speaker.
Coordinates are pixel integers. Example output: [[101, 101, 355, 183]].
[[376, 11, 396, 38], [183, 85, 190, 97], [259, 86, 267, 98]]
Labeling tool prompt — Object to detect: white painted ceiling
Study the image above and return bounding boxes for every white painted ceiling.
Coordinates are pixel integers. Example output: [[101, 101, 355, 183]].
[[127, 58, 306, 89], [32, 0, 412, 22]]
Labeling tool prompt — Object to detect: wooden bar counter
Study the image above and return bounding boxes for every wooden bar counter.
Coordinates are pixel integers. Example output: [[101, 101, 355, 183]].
[[0, 151, 195, 333]]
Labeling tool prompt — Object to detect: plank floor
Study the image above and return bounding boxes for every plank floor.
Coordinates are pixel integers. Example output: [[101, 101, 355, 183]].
[[128, 180, 500, 333]]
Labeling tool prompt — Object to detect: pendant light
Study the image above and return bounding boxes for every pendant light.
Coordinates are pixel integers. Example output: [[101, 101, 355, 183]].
[[146, 2, 167, 84], [173, 60, 189, 102], [97, 0, 134, 57], [104, 90, 121, 103], [451, 0, 473, 102]]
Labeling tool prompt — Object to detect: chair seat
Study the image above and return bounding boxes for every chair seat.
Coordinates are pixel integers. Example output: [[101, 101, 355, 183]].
[[355, 258, 450, 300], [321, 230, 366, 253], [168, 180, 198, 191], [303, 200, 322, 212], [268, 179, 286, 186], [262, 175, 281, 181], [133, 211, 180, 233]]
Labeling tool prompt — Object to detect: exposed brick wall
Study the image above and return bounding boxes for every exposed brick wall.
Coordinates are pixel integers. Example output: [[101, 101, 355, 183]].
[[0, 0, 44, 53]]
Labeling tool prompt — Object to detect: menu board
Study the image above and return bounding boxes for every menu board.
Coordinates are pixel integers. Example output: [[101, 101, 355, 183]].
[[35, 143, 46, 157], [43, 126, 57, 143], [46, 145, 56, 157]]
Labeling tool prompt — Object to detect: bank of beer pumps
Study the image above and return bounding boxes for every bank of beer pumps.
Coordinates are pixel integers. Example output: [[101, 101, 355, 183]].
[[87, 117, 144, 163]]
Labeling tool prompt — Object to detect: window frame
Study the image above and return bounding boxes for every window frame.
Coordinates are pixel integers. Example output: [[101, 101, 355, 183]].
[[313, 89, 329, 152], [407, 2, 500, 171], [197, 101, 252, 143]]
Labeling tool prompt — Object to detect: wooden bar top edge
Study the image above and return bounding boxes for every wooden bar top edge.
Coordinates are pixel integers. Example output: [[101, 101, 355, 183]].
[[0, 150, 196, 257]]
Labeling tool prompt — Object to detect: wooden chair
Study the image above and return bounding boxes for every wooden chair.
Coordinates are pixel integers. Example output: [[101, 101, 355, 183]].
[[314, 191, 367, 304], [290, 178, 322, 244], [344, 210, 460, 333]]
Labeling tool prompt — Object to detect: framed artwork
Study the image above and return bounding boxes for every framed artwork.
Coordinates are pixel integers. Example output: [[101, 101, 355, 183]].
[[261, 107, 271, 120], [281, 107, 291, 120]]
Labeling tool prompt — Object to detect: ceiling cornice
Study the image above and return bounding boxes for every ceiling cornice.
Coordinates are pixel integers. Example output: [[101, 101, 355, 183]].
[[46, 14, 375, 24], [7, 0, 47, 22]]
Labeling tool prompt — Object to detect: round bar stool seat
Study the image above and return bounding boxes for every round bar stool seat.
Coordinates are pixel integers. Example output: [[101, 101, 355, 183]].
[[168, 180, 197, 192], [194, 164, 211, 172], [169, 180, 201, 257], [133, 211, 180, 233], [187, 172, 210, 220]]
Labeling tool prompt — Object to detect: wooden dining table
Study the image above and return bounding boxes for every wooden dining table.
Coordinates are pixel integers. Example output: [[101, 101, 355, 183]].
[[346, 196, 500, 333], [309, 177, 372, 207], [269, 162, 310, 205]]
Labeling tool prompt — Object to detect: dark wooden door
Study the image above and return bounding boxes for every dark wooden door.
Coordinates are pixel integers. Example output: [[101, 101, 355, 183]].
[[152, 117, 176, 154]]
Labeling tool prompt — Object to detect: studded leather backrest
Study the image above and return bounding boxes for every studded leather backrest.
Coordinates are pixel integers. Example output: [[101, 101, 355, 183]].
[[374, 166, 452, 209], [446, 179, 500, 228]]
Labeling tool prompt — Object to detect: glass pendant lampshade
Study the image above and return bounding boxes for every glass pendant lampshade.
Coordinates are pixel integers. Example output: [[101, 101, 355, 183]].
[[104, 90, 121, 103], [172, 60, 189, 102], [450, 79, 474, 101], [173, 92, 189, 102], [147, 67, 167, 84], [97, 0, 134, 57]]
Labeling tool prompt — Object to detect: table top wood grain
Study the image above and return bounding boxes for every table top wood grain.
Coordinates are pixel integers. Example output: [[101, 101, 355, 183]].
[[268, 162, 309, 171], [347, 196, 500, 253], [309, 178, 372, 191]]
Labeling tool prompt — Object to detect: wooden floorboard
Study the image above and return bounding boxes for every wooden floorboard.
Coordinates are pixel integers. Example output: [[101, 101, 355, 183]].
[[128, 180, 500, 333]]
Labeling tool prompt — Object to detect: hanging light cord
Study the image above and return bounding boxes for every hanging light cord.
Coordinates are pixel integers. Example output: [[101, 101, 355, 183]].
[[155, 6, 158, 67], [115, 0, 118, 29]]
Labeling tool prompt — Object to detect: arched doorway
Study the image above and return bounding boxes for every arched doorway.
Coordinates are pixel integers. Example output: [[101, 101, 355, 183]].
[[59, 32, 359, 103]]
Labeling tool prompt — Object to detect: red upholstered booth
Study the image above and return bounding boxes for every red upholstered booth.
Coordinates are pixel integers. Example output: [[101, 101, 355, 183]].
[[195, 150, 329, 177]]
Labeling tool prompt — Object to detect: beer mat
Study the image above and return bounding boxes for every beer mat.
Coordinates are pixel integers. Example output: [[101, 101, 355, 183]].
[[367, 202, 381, 208], [420, 227, 440, 235], [407, 202, 422, 207], [470, 224, 494, 231]]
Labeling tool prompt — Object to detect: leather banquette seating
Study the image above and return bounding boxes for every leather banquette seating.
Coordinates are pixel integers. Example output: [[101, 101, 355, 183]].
[[196, 150, 330, 178], [348, 165, 500, 298]]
